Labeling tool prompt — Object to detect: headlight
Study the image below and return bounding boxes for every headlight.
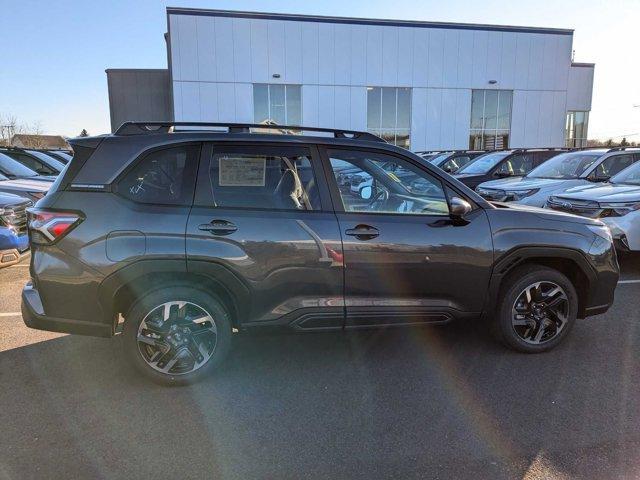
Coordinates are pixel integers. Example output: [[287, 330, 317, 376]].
[[504, 188, 540, 200], [587, 224, 613, 243], [598, 201, 640, 217], [476, 187, 501, 197]]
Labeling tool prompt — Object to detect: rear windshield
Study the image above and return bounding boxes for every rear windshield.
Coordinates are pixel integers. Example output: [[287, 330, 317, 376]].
[[428, 153, 451, 165], [457, 152, 511, 174], [526, 152, 602, 179], [26, 150, 66, 171], [0, 152, 38, 178]]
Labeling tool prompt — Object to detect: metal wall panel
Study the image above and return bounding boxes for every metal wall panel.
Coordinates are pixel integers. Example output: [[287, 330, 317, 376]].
[[106, 69, 173, 132], [165, 11, 591, 149]]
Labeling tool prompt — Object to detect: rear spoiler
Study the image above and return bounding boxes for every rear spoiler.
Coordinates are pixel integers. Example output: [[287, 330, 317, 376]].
[[58, 136, 107, 191]]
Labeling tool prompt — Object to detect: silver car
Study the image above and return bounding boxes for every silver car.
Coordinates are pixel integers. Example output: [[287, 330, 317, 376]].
[[475, 148, 640, 206], [546, 159, 640, 251]]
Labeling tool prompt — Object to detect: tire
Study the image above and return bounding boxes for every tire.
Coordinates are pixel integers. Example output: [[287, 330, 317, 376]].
[[123, 286, 232, 385], [493, 265, 578, 353]]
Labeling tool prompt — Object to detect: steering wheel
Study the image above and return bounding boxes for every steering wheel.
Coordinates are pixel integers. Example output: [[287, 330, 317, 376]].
[[367, 188, 389, 210]]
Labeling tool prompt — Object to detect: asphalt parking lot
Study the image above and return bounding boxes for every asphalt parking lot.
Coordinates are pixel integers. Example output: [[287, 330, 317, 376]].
[[1, 254, 640, 479]]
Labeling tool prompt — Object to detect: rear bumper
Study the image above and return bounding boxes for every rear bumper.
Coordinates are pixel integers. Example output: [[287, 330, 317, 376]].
[[22, 281, 112, 337]]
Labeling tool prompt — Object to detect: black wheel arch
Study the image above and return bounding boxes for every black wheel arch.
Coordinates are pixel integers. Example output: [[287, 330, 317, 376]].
[[484, 246, 596, 320], [98, 259, 251, 330]]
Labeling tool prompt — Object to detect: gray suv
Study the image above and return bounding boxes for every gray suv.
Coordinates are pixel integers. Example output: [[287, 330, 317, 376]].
[[22, 123, 619, 385]]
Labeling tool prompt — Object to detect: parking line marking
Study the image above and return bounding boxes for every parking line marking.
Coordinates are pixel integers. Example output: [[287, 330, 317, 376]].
[[0, 312, 21, 317], [618, 279, 640, 284]]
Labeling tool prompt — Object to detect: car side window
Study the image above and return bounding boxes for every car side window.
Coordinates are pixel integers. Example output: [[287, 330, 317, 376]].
[[443, 155, 471, 173], [592, 154, 635, 179], [205, 146, 321, 211], [118, 144, 199, 205], [328, 149, 449, 216], [496, 154, 533, 176], [7, 152, 55, 175]]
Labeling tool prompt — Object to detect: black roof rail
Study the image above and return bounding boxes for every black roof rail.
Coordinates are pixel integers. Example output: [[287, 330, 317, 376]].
[[569, 146, 610, 151], [115, 121, 386, 143], [606, 146, 640, 152]]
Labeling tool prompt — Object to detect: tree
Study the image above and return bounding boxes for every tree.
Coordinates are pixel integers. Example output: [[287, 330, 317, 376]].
[[79, 129, 89, 137], [620, 137, 629, 147]]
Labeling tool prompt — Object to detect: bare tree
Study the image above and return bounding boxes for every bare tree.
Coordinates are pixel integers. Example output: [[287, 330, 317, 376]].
[[0, 114, 19, 146]]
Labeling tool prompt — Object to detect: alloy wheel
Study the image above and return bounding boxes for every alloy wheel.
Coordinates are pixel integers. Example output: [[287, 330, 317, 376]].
[[511, 281, 569, 345], [137, 301, 218, 375]]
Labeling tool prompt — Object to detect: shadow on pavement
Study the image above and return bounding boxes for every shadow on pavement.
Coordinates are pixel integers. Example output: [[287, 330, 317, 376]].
[[1, 301, 640, 479]]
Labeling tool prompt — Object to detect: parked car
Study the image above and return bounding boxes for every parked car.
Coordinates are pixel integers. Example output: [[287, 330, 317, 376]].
[[423, 150, 486, 173], [22, 122, 618, 385], [0, 172, 49, 202], [0, 152, 55, 182], [545, 158, 640, 251], [1, 147, 65, 175], [0, 192, 31, 268], [476, 148, 640, 206], [454, 148, 567, 189]]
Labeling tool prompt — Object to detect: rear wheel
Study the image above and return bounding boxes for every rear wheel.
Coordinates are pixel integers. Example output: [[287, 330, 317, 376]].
[[494, 266, 578, 353], [123, 287, 232, 385]]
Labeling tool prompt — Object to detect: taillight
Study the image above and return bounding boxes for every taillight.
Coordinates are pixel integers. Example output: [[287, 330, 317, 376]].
[[27, 208, 83, 245]]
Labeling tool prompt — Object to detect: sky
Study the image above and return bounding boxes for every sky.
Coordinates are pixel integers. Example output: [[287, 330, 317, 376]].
[[1, 0, 638, 141]]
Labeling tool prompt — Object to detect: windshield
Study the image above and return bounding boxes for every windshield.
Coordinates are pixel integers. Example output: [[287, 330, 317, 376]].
[[0, 152, 38, 178], [457, 152, 510, 174], [527, 152, 602, 179], [26, 150, 65, 171], [611, 161, 640, 185]]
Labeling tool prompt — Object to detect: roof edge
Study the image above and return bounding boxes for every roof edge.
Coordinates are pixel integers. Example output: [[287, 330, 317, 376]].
[[166, 7, 574, 35], [105, 68, 169, 73], [571, 62, 595, 68]]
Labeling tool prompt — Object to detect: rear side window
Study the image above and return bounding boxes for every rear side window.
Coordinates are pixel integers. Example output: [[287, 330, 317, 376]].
[[117, 144, 199, 205], [204, 146, 321, 211]]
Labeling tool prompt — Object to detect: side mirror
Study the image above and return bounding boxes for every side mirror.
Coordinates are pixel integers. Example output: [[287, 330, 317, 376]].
[[360, 185, 373, 200], [450, 196, 472, 218]]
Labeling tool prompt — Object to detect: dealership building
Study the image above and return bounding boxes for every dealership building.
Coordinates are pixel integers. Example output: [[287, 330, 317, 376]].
[[107, 7, 594, 150]]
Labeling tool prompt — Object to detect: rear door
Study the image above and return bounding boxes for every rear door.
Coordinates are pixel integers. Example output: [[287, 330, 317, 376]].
[[186, 143, 344, 330], [321, 147, 494, 328]]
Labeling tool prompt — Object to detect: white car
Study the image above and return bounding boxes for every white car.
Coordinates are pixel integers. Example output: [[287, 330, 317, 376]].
[[475, 148, 640, 207], [545, 159, 640, 251]]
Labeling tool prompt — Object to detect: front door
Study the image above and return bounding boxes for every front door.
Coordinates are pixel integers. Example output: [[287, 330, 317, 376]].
[[186, 144, 344, 330], [323, 148, 494, 328]]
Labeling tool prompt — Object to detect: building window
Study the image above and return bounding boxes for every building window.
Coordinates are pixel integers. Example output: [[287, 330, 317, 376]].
[[367, 87, 411, 149], [253, 84, 302, 126], [469, 90, 512, 150], [565, 111, 589, 148]]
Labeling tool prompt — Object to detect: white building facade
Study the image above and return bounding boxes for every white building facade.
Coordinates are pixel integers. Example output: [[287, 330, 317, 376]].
[[167, 8, 594, 150]]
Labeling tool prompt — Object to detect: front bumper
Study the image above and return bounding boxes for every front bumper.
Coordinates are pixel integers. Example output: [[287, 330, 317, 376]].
[[22, 281, 113, 337]]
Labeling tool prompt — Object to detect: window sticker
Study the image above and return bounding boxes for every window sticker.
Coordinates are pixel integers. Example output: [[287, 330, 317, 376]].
[[218, 156, 266, 187]]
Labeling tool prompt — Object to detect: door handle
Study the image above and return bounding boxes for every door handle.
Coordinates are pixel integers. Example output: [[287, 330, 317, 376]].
[[345, 224, 379, 240], [198, 220, 237, 236]]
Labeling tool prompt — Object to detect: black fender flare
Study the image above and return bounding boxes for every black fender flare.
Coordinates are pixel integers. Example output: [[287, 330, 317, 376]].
[[98, 259, 252, 326], [483, 246, 597, 319]]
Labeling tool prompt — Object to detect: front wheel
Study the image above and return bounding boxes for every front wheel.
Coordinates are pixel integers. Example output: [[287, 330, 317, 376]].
[[123, 287, 232, 385], [494, 266, 578, 353]]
